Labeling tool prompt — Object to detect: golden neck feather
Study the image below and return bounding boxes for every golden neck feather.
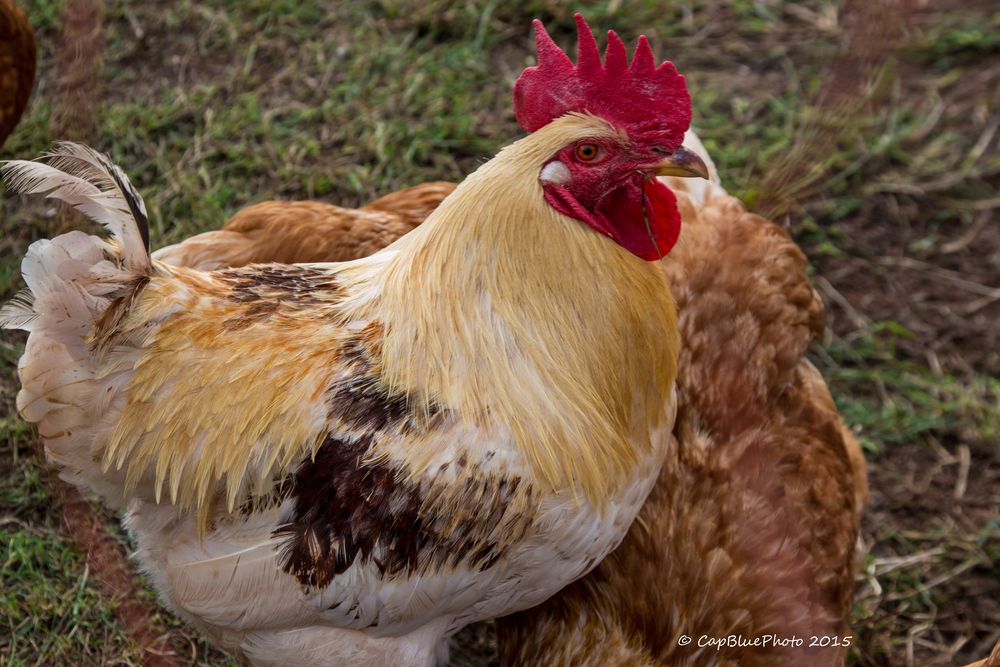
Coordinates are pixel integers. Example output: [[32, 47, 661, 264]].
[[344, 115, 679, 503]]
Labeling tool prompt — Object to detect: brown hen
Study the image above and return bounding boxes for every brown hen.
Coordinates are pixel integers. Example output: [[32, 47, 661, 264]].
[[155, 133, 866, 666], [0, 0, 35, 147]]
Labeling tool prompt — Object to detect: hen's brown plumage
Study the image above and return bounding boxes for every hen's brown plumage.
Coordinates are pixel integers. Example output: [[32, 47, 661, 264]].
[[0, 0, 35, 147], [156, 150, 866, 666], [151, 182, 456, 268]]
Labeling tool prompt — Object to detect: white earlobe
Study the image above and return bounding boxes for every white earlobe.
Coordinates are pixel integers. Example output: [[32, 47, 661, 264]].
[[539, 161, 572, 185]]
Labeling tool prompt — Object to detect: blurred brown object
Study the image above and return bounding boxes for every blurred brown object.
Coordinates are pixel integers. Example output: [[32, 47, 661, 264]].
[[0, 0, 36, 147], [753, 0, 920, 220]]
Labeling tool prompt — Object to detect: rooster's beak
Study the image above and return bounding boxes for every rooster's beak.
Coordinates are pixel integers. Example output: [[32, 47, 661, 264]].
[[651, 146, 710, 179]]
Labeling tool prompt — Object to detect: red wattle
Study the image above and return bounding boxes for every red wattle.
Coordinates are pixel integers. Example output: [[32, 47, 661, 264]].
[[595, 178, 681, 261], [544, 178, 682, 262]]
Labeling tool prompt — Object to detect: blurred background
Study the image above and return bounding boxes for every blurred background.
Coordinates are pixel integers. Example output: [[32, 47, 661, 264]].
[[0, 0, 997, 665]]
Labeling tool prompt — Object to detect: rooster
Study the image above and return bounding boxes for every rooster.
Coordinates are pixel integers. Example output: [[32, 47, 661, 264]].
[[156, 73, 869, 667], [0, 0, 35, 147], [0, 15, 708, 666]]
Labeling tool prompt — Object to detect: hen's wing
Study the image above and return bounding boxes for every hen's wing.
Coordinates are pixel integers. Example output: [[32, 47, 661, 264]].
[[152, 182, 456, 270], [0, 0, 35, 147], [362, 180, 456, 220]]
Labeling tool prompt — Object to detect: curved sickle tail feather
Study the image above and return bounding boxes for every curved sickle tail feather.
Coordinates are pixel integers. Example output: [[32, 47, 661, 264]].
[[1, 142, 150, 269], [0, 143, 152, 508]]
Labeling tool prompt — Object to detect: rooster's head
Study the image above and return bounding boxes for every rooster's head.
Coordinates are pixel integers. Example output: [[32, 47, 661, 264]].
[[514, 14, 707, 260]]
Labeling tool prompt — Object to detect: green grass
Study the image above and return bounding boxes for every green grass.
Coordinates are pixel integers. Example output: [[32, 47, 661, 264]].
[[0, 412, 141, 666], [2, 0, 998, 665], [815, 326, 1000, 453]]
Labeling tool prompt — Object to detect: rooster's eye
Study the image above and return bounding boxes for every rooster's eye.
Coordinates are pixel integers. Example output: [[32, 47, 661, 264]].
[[575, 144, 602, 162]]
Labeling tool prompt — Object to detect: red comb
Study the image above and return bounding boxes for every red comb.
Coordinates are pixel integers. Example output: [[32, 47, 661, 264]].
[[514, 14, 691, 147]]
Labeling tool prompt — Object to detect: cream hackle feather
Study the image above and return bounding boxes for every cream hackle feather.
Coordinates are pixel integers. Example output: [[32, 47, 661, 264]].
[[337, 113, 679, 504]]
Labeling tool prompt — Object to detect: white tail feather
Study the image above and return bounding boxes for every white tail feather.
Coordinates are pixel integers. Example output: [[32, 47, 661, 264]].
[[0, 291, 36, 330], [0, 143, 153, 508]]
